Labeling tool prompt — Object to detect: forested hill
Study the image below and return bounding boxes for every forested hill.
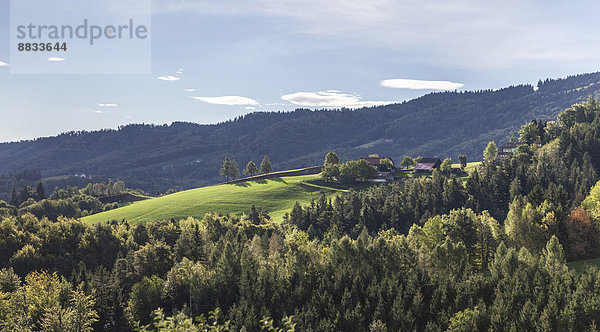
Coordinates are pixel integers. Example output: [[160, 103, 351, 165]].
[[2, 72, 600, 190]]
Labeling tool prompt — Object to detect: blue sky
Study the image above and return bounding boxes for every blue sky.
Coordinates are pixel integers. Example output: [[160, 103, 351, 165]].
[[1, 0, 600, 142]]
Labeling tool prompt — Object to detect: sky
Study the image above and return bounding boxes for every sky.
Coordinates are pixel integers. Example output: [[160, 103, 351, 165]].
[[1, 0, 600, 142]]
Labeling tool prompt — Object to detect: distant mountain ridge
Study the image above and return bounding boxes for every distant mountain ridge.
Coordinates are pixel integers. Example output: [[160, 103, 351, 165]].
[[1, 72, 600, 192]]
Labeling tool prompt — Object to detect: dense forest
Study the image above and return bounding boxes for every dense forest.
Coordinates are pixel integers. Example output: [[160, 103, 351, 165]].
[[1, 97, 600, 330], [1, 72, 600, 197]]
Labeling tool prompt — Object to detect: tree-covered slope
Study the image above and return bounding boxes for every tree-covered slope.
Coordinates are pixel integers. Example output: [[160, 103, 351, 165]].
[[1, 72, 600, 193]]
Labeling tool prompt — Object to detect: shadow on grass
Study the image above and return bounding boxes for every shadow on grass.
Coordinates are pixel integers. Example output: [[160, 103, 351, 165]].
[[234, 182, 251, 187], [296, 182, 326, 193], [271, 177, 287, 184], [304, 178, 372, 191]]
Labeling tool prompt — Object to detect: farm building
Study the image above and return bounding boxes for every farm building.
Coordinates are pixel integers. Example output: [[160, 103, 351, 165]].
[[370, 171, 395, 183], [497, 151, 512, 160], [414, 158, 441, 172], [360, 156, 395, 171], [500, 142, 525, 153], [498, 141, 541, 160]]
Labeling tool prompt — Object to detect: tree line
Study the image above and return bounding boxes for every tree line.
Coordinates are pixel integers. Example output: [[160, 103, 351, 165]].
[[0, 206, 600, 330], [220, 155, 273, 182]]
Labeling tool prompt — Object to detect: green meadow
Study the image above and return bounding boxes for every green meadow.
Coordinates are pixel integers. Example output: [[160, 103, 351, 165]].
[[83, 174, 364, 224]]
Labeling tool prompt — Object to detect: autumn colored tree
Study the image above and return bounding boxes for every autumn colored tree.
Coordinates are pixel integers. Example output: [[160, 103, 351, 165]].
[[564, 207, 598, 259]]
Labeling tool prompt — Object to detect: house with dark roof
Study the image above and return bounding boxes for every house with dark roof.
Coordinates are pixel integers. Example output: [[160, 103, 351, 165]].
[[500, 142, 525, 154], [499, 141, 541, 160], [360, 156, 395, 171], [414, 158, 441, 172], [497, 151, 512, 160]]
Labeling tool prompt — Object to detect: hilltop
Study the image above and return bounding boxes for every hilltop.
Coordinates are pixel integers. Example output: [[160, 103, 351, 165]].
[[1, 72, 600, 196], [83, 174, 367, 224]]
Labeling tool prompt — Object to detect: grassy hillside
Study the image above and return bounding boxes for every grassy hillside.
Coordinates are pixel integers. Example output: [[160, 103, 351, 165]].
[[83, 174, 364, 224], [451, 161, 482, 173]]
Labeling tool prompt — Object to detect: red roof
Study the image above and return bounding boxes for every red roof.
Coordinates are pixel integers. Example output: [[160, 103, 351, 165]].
[[360, 157, 393, 165]]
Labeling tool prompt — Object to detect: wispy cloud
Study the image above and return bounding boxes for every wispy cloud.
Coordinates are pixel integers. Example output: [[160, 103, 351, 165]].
[[380, 79, 464, 90], [97, 103, 118, 107], [95, 110, 103, 114], [185, 88, 196, 92], [153, 1, 600, 71], [176, 69, 184, 74], [48, 57, 65, 62], [281, 91, 394, 108], [245, 106, 256, 110], [0, 61, 8, 67], [193, 96, 259, 106], [157, 75, 180, 81]]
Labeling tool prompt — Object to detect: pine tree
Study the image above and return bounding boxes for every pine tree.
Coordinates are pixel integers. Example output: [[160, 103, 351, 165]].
[[243, 161, 259, 176], [10, 187, 17, 205], [249, 204, 260, 224], [219, 157, 236, 182], [36, 182, 46, 201], [230, 160, 240, 180], [260, 156, 273, 174]]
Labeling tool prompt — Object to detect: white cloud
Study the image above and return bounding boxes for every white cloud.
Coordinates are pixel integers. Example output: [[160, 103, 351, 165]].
[[245, 106, 256, 110], [193, 96, 259, 106], [185, 88, 196, 92], [380, 79, 464, 90], [176, 69, 184, 74], [95, 110, 103, 114], [97, 103, 118, 107], [157, 75, 180, 81], [0, 61, 8, 66], [48, 57, 65, 62], [281, 91, 394, 108]]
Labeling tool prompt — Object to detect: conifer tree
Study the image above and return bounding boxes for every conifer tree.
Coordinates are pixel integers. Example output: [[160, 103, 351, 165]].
[[260, 156, 273, 174], [36, 182, 46, 201], [243, 161, 259, 176], [220, 157, 240, 182]]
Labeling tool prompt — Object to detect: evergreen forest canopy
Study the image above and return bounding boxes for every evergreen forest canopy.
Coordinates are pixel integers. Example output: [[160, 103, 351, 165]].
[[1, 72, 600, 197], [2, 96, 600, 330]]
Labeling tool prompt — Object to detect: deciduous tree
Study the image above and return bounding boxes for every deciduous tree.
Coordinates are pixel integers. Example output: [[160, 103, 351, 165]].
[[324, 152, 340, 166], [400, 156, 415, 169], [440, 158, 452, 174], [483, 141, 497, 164]]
